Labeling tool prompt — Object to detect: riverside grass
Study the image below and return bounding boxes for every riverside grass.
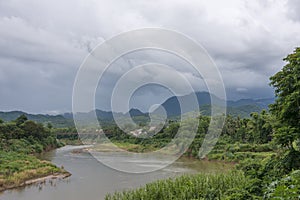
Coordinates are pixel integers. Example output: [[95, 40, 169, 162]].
[[105, 171, 249, 200], [0, 151, 68, 191]]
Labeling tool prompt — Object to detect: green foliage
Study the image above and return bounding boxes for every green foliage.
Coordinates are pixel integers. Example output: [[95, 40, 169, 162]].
[[0, 111, 75, 128], [0, 115, 69, 191], [224, 188, 256, 200], [0, 115, 60, 155], [270, 47, 300, 148], [2, 47, 298, 198], [274, 126, 297, 149], [199, 104, 264, 118], [0, 151, 65, 190], [0, 151, 60, 177], [265, 170, 300, 199], [207, 141, 275, 162], [247, 110, 273, 144], [47, 122, 53, 129], [0, 123, 24, 139], [276, 150, 300, 175], [105, 171, 250, 200], [15, 114, 28, 126], [220, 111, 273, 144], [236, 150, 300, 198]]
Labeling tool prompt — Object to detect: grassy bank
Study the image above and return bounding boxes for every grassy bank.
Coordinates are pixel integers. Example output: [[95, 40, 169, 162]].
[[0, 115, 71, 192], [206, 141, 277, 162], [105, 171, 251, 200], [90, 139, 276, 163], [0, 151, 70, 192]]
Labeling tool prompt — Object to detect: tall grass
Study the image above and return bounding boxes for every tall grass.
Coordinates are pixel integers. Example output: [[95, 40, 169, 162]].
[[0, 151, 66, 191], [105, 171, 249, 200]]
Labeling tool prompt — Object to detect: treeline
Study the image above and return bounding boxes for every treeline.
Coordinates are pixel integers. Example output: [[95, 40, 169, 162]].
[[0, 115, 69, 191], [0, 114, 61, 154], [0, 111, 74, 128], [100, 110, 274, 155]]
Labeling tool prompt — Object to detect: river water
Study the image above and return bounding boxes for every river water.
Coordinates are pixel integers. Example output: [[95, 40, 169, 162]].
[[1, 145, 231, 200]]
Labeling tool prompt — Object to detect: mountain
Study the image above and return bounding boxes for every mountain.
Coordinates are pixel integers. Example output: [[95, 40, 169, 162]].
[[0, 92, 275, 127], [69, 108, 149, 126], [227, 98, 275, 108], [199, 104, 262, 118], [161, 92, 223, 117], [161, 92, 274, 118], [128, 108, 147, 117], [0, 111, 74, 127], [89, 92, 274, 119]]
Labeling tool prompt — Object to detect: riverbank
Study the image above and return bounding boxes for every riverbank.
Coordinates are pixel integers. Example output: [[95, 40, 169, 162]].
[[74, 143, 235, 174], [82, 141, 272, 163], [0, 171, 71, 192], [105, 170, 250, 200], [0, 151, 71, 192], [1, 145, 238, 200]]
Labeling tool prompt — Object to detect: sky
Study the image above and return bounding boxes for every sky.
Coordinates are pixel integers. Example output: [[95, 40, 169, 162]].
[[0, 0, 300, 114]]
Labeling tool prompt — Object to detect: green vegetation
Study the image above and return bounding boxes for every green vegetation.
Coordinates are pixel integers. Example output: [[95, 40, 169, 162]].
[[105, 171, 251, 200], [0, 114, 63, 153], [269, 47, 300, 149], [0, 111, 74, 128], [0, 151, 67, 191], [199, 104, 263, 118], [0, 48, 299, 198], [264, 170, 300, 199], [0, 114, 68, 191], [103, 47, 300, 199]]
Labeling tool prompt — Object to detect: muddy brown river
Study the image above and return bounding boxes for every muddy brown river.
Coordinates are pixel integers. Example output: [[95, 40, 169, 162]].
[[0, 145, 231, 200]]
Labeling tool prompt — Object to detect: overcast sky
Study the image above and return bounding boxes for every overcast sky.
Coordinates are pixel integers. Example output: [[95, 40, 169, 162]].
[[0, 0, 300, 114]]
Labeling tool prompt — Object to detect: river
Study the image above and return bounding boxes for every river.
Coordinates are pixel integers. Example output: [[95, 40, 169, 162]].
[[1, 145, 232, 200]]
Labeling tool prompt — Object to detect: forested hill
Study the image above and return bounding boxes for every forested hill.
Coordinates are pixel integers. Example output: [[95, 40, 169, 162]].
[[0, 95, 274, 127], [0, 111, 74, 127]]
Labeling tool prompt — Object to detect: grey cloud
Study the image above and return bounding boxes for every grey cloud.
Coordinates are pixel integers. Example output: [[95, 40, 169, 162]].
[[0, 0, 300, 113], [287, 0, 300, 22]]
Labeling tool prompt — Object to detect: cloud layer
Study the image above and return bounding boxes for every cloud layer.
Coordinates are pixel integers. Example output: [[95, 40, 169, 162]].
[[0, 0, 299, 113]]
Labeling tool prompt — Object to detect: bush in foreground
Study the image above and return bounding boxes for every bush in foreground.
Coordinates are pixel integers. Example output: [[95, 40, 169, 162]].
[[105, 171, 253, 200]]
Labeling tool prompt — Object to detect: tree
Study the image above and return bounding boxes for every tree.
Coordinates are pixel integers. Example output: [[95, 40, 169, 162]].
[[247, 110, 273, 144], [270, 47, 300, 148], [21, 120, 48, 140], [15, 114, 28, 126], [47, 122, 53, 129]]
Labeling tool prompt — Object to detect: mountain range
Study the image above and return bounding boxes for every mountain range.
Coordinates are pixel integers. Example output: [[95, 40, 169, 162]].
[[161, 92, 274, 117], [0, 92, 274, 127]]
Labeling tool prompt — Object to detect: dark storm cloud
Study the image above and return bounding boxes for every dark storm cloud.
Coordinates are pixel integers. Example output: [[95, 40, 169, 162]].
[[0, 0, 299, 113]]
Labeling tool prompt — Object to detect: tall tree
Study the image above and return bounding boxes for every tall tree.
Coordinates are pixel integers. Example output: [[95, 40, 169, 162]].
[[247, 110, 273, 144], [15, 114, 28, 126], [270, 47, 300, 149]]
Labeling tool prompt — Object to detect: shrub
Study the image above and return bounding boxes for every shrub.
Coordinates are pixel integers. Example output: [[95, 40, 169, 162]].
[[264, 170, 300, 199], [105, 171, 249, 200]]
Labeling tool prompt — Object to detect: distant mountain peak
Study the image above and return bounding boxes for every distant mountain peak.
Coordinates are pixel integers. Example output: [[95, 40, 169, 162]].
[[0, 92, 275, 126]]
